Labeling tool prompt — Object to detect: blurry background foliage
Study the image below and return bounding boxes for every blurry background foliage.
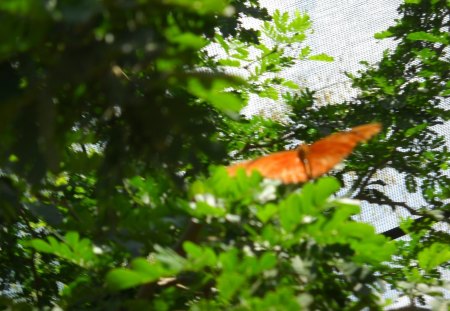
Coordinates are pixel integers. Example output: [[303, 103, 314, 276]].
[[0, 0, 449, 310]]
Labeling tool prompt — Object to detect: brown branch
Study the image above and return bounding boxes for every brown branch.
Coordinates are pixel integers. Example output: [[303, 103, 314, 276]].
[[355, 193, 450, 239], [356, 193, 421, 217]]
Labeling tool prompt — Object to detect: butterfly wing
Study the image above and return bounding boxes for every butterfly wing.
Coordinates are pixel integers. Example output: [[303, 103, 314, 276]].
[[227, 150, 309, 184], [227, 123, 381, 184], [305, 123, 382, 178]]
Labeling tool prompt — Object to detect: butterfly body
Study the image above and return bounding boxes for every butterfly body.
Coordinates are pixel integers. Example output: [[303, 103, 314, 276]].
[[227, 123, 381, 184]]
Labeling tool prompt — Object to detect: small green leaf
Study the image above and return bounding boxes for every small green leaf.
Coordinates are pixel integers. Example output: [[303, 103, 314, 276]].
[[169, 31, 207, 49], [374, 30, 393, 39], [299, 46, 311, 59], [215, 33, 229, 53], [187, 78, 244, 115], [218, 59, 241, 67], [308, 53, 334, 62], [418, 243, 450, 272], [256, 203, 278, 223], [8, 154, 19, 162], [281, 80, 299, 89], [405, 123, 428, 137], [259, 87, 278, 100]]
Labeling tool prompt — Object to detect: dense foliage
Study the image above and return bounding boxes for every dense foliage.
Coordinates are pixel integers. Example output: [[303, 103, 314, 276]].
[[0, 0, 449, 310]]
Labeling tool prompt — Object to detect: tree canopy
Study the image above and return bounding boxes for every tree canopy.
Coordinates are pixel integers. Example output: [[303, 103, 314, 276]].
[[0, 0, 449, 310]]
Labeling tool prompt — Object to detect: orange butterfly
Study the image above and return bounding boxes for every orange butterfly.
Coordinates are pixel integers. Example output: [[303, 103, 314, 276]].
[[227, 123, 381, 184]]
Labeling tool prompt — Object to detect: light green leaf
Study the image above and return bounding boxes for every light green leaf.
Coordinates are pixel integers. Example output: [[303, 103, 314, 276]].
[[407, 31, 449, 44], [418, 243, 450, 271], [308, 53, 334, 62], [187, 78, 244, 115], [313, 177, 340, 207], [65, 231, 79, 247], [256, 203, 278, 223], [163, 0, 230, 15], [374, 30, 393, 39], [279, 193, 303, 232], [183, 242, 217, 268], [281, 80, 300, 89], [106, 268, 153, 291], [28, 239, 53, 253], [217, 272, 246, 301], [218, 59, 241, 67], [259, 87, 279, 100], [258, 252, 277, 271], [168, 31, 207, 50], [219, 248, 239, 272]]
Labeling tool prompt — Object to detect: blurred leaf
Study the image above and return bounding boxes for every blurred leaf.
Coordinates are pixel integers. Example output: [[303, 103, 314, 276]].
[[308, 53, 334, 62], [418, 243, 450, 272], [217, 272, 246, 301], [106, 268, 154, 291], [187, 78, 243, 115], [164, 0, 230, 15], [183, 242, 217, 268]]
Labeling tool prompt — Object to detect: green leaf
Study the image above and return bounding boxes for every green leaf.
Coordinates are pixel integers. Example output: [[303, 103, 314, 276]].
[[258, 252, 277, 271], [313, 177, 340, 207], [256, 203, 278, 223], [299, 46, 311, 59], [187, 78, 244, 115], [65, 231, 80, 247], [0, 0, 34, 12], [418, 243, 450, 272], [259, 87, 279, 100], [153, 246, 187, 272], [183, 242, 217, 268], [407, 31, 449, 44], [170, 32, 207, 50], [308, 53, 334, 62], [218, 59, 241, 67], [164, 0, 229, 15], [219, 248, 239, 272], [281, 80, 300, 89], [217, 272, 246, 301], [374, 30, 393, 39], [279, 193, 303, 232], [106, 268, 153, 291], [215, 33, 229, 53], [28, 239, 53, 253], [405, 123, 428, 137], [106, 257, 177, 291]]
